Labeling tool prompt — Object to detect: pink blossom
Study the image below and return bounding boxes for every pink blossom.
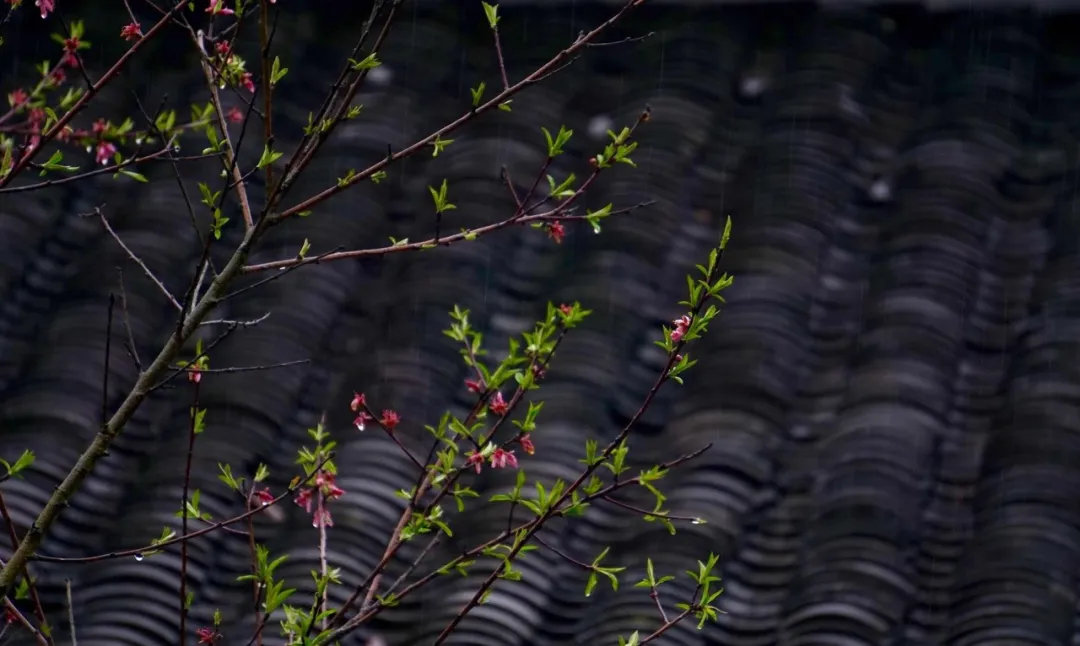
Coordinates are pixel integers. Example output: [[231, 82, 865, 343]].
[[294, 488, 313, 513], [380, 410, 400, 431], [95, 141, 117, 166], [205, 0, 234, 15], [546, 221, 565, 244], [489, 391, 509, 416], [465, 451, 484, 474], [35, 0, 53, 19], [465, 378, 484, 394], [7, 88, 28, 108], [254, 488, 274, 506], [519, 435, 535, 456], [315, 471, 345, 500], [120, 22, 142, 41], [491, 448, 517, 469], [312, 506, 333, 528], [670, 315, 691, 343]]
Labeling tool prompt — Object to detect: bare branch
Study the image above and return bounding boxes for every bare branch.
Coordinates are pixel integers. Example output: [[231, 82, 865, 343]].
[[93, 208, 183, 311], [116, 268, 143, 373]]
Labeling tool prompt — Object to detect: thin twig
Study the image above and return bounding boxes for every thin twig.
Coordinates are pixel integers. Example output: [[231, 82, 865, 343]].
[[174, 358, 309, 375], [587, 31, 654, 47], [600, 496, 703, 522], [194, 30, 255, 231], [534, 535, 591, 569], [0, 595, 47, 645], [269, 0, 400, 211], [199, 313, 271, 327], [490, 23, 510, 91], [65, 579, 77, 646], [116, 268, 142, 372], [102, 295, 115, 432], [178, 379, 200, 646], [29, 455, 332, 564], [243, 486, 264, 646], [0, 144, 189, 194], [241, 202, 653, 275], [271, 0, 644, 222], [0, 493, 52, 646], [95, 209, 182, 311]]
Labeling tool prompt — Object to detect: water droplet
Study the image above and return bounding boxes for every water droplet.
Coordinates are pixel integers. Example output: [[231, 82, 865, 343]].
[[134, 552, 144, 561], [869, 178, 893, 203], [587, 114, 614, 141], [692, 518, 706, 525], [369, 65, 393, 87]]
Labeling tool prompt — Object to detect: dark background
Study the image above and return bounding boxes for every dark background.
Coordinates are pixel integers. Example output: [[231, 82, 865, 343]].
[[2, 1, 1080, 644]]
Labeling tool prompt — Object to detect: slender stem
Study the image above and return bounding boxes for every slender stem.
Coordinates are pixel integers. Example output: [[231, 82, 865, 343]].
[[179, 380, 201, 646], [195, 32, 255, 231], [244, 488, 263, 646], [272, 0, 644, 222], [242, 201, 652, 274], [65, 579, 77, 646], [0, 493, 52, 646], [97, 210, 182, 311], [29, 454, 332, 565], [258, 0, 274, 195]]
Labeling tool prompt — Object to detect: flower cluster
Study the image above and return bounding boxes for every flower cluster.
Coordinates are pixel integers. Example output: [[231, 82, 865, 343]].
[[670, 314, 692, 343], [465, 447, 518, 473], [350, 392, 401, 433], [196, 626, 222, 644], [294, 470, 345, 528], [212, 39, 255, 93]]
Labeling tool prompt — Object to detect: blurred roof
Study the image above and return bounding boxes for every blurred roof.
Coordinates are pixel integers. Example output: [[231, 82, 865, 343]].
[[3, 2, 1080, 646]]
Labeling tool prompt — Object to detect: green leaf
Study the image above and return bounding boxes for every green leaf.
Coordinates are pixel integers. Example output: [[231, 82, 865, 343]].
[[257, 144, 283, 169], [482, 2, 500, 29], [270, 56, 288, 86], [120, 169, 148, 183], [6, 449, 35, 477], [470, 81, 486, 108], [431, 135, 454, 157], [348, 53, 381, 71], [541, 125, 573, 157], [584, 571, 598, 597]]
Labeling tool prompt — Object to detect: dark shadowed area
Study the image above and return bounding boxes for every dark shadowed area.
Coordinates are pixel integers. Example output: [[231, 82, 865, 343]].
[[2, 1, 1080, 645]]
